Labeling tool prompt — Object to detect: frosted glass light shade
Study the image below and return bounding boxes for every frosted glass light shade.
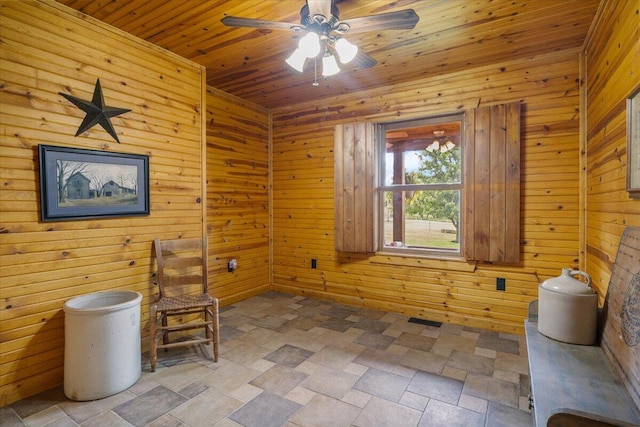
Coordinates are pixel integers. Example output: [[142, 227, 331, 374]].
[[335, 38, 358, 64], [426, 141, 439, 152], [322, 54, 340, 76], [299, 32, 321, 58], [443, 141, 456, 152], [285, 48, 307, 72]]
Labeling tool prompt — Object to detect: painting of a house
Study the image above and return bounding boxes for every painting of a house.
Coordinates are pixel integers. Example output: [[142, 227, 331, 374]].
[[101, 180, 135, 197], [65, 172, 91, 200]]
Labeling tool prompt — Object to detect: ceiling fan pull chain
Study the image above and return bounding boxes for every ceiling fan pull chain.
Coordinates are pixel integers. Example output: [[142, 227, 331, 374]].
[[313, 56, 319, 87]]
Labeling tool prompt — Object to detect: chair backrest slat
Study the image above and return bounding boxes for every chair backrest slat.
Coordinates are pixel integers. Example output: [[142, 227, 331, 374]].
[[165, 274, 203, 287], [159, 238, 203, 251], [164, 256, 203, 269]]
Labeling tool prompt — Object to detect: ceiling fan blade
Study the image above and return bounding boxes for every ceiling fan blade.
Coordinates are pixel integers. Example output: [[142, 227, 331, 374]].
[[221, 16, 295, 31], [337, 9, 419, 34], [350, 50, 377, 69], [306, 0, 334, 20]]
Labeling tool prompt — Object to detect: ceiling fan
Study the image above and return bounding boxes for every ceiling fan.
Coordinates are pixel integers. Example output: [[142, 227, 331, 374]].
[[221, 0, 419, 80]]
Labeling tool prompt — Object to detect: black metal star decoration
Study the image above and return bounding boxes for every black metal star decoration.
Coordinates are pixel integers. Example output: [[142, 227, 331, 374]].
[[59, 79, 130, 143]]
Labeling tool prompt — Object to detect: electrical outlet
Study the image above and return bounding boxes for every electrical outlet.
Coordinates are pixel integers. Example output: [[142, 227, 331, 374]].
[[311, 259, 317, 269], [496, 277, 506, 291]]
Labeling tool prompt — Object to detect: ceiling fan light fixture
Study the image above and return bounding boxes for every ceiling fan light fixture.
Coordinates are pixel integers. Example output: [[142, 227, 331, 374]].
[[299, 32, 321, 58], [444, 141, 455, 151], [335, 38, 358, 64], [285, 48, 307, 72], [221, 1, 420, 84], [322, 53, 340, 76]]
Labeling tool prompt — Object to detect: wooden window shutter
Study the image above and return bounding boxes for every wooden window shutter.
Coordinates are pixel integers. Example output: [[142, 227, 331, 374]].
[[334, 122, 378, 252], [464, 102, 521, 263]]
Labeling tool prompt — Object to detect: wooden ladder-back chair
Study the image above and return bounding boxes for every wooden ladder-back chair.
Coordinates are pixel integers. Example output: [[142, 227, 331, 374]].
[[150, 237, 219, 371]]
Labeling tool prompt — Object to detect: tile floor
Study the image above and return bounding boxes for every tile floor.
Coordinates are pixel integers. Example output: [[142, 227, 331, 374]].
[[3, 292, 533, 427]]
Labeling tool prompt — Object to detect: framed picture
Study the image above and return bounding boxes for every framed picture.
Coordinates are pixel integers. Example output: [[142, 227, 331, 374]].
[[628, 85, 640, 198], [39, 145, 149, 221]]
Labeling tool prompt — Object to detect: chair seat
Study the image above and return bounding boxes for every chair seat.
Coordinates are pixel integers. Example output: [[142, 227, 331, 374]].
[[156, 294, 215, 311]]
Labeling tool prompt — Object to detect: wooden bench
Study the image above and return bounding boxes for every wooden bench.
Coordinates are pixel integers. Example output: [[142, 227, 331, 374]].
[[525, 227, 640, 427]]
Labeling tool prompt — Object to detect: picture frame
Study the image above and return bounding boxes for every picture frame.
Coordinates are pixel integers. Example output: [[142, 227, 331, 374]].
[[628, 84, 640, 198], [39, 145, 149, 221]]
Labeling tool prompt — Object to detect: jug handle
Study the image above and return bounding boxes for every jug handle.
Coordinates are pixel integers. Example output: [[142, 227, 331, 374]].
[[569, 269, 592, 287]]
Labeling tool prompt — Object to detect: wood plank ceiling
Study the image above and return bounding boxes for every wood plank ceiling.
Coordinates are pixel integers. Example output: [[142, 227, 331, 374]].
[[57, 0, 601, 109]]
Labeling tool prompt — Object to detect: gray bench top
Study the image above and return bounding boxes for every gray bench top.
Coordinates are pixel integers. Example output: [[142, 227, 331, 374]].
[[525, 320, 640, 426]]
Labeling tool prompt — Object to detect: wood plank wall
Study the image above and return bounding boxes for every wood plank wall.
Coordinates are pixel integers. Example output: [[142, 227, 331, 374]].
[[0, 1, 206, 406], [205, 88, 270, 304], [584, 0, 640, 297], [271, 49, 584, 334], [1, 0, 634, 409]]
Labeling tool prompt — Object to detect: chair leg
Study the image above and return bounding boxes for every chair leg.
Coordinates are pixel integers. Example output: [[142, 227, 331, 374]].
[[212, 299, 219, 362], [150, 304, 158, 372], [205, 308, 212, 340], [161, 310, 169, 350], [205, 306, 214, 361]]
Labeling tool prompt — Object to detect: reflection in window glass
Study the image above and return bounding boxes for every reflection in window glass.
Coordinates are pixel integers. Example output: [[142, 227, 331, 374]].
[[380, 115, 463, 255]]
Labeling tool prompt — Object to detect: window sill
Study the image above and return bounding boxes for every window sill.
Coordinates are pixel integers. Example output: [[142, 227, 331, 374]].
[[371, 251, 477, 272]]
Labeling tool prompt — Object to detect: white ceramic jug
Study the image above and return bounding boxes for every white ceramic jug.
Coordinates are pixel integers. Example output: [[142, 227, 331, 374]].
[[538, 268, 598, 345], [540, 268, 592, 294]]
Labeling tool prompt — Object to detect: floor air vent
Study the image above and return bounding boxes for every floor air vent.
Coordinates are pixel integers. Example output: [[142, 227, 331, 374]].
[[408, 317, 442, 327]]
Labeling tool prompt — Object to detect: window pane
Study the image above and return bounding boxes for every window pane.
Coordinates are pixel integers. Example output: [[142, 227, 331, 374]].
[[381, 116, 463, 256], [383, 189, 460, 252], [385, 122, 462, 186], [385, 145, 462, 185], [385, 151, 425, 185]]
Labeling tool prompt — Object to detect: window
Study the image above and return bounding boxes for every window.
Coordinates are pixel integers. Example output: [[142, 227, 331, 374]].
[[379, 114, 464, 256], [334, 102, 521, 263]]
